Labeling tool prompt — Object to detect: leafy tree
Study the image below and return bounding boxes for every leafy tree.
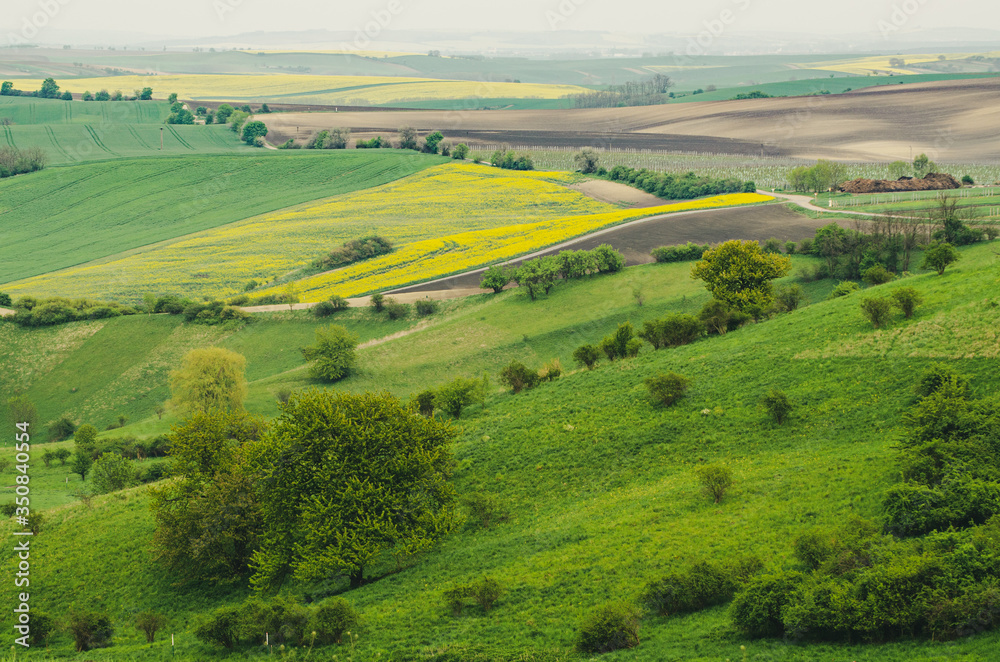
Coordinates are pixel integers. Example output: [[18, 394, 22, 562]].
[[888, 160, 910, 179], [260, 103, 271, 113], [139, 87, 153, 100], [49, 415, 76, 441], [91, 453, 138, 494], [167, 92, 178, 104], [913, 153, 936, 177], [697, 464, 734, 503], [435, 375, 488, 418], [574, 147, 599, 173], [499, 360, 540, 393], [397, 125, 418, 150], [72, 452, 92, 481], [135, 611, 167, 643], [168, 347, 248, 414], [422, 130, 444, 154], [371, 292, 385, 312], [761, 389, 792, 424], [577, 602, 641, 653], [248, 390, 459, 590], [74, 423, 99, 456], [638, 314, 703, 349], [301, 325, 359, 382], [309, 598, 359, 644], [452, 143, 469, 160], [94, 89, 111, 101], [150, 410, 265, 579], [166, 109, 194, 124], [0, 292, 11, 306], [215, 103, 234, 122], [68, 610, 113, 652], [600, 322, 641, 361], [860, 296, 893, 329], [39, 78, 60, 99], [227, 110, 250, 133], [691, 240, 791, 312], [891, 287, 923, 319], [573, 344, 601, 370], [480, 264, 514, 293], [1, 81, 14, 95], [774, 284, 804, 312], [862, 264, 894, 285], [921, 241, 960, 275], [514, 256, 560, 300], [82, 91, 94, 101], [241, 120, 268, 145]]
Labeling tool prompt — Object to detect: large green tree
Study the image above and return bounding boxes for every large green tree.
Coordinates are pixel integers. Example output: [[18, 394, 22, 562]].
[[168, 347, 248, 414], [691, 240, 792, 312], [301, 325, 358, 381], [248, 390, 459, 590], [150, 410, 266, 579]]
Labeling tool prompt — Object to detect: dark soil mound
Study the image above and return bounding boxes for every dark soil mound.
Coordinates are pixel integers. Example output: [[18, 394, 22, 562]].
[[839, 173, 961, 194]]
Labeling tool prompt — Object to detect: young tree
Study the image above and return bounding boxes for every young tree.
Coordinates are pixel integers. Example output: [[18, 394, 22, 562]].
[[397, 125, 418, 150], [74, 423, 99, 457], [241, 120, 268, 145], [697, 464, 734, 503], [434, 375, 488, 418], [72, 452, 93, 481], [480, 264, 514, 293], [574, 148, 600, 174], [39, 78, 60, 99], [691, 240, 791, 312], [91, 454, 138, 494], [168, 347, 248, 414], [860, 296, 893, 329], [6, 394, 38, 429], [573, 344, 601, 370], [300, 325, 359, 382], [248, 390, 459, 590], [370, 292, 385, 312], [513, 257, 560, 300], [891, 287, 923, 319], [451, 143, 470, 160], [215, 103, 234, 122], [921, 241, 960, 275], [422, 130, 444, 154], [761, 389, 792, 424], [167, 92, 178, 104], [644, 372, 691, 406], [135, 611, 167, 643]]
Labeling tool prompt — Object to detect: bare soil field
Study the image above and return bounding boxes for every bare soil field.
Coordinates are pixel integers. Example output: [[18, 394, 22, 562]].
[[262, 78, 1000, 162], [393, 203, 839, 293], [569, 180, 669, 207]]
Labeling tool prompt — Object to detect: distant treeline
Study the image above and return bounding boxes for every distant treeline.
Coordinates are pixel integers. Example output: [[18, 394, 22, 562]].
[[606, 165, 755, 200], [312, 236, 394, 272], [1, 78, 153, 101], [572, 74, 672, 109], [0, 146, 46, 179]]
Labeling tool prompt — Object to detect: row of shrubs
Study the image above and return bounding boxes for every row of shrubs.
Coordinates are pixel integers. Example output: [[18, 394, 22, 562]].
[[410, 375, 490, 420], [195, 595, 358, 650], [311, 235, 394, 271], [606, 165, 755, 200], [0, 145, 46, 178], [480, 245, 625, 300], [6, 295, 137, 327]]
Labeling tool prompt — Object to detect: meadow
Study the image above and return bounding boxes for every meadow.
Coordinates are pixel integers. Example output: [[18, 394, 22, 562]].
[[14, 74, 592, 106], [0, 151, 445, 285], [1, 161, 767, 302], [2, 241, 999, 660]]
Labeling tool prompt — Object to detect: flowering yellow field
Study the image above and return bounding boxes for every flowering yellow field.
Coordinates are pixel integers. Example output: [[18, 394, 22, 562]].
[[20, 74, 589, 104], [3, 163, 770, 302], [800, 52, 1000, 75]]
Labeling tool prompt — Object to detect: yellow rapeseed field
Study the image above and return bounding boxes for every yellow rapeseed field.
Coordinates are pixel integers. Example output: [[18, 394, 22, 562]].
[[19, 74, 590, 104], [799, 52, 1000, 76], [4, 163, 770, 301]]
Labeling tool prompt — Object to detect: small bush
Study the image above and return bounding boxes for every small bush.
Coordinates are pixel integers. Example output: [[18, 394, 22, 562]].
[[774, 284, 804, 312], [645, 372, 690, 406], [434, 375, 488, 419], [962, 174, 974, 185], [891, 286, 923, 319], [577, 602, 641, 654], [27, 609, 54, 646], [309, 598, 359, 645], [67, 610, 114, 652], [415, 299, 439, 316], [499, 360, 540, 394], [313, 301, 337, 317], [829, 280, 860, 298], [760, 388, 792, 424], [329, 295, 349, 311], [573, 344, 601, 370], [729, 571, 801, 638], [276, 387, 293, 404], [639, 314, 704, 349], [860, 296, 893, 329], [412, 389, 436, 417], [42, 449, 54, 467], [641, 559, 760, 617], [91, 453, 139, 494], [195, 607, 240, 650], [697, 464, 733, 503], [784, 241, 797, 255], [914, 363, 970, 398], [473, 577, 504, 612], [384, 298, 409, 320], [862, 264, 895, 285], [370, 293, 385, 312], [538, 358, 562, 381], [49, 415, 76, 441], [793, 531, 835, 571], [600, 322, 639, 361], [763, 237, 783, 254], [651, 242, 709, 263], [798, 238, 814, 254], [1, 502, 17, 517], [135, 610, 167, 643], [54, 447, 72, 465], [462, 492, 509, 529]]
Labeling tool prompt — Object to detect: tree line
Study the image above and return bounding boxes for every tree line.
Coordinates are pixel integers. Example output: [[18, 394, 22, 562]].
[[1, 78, 153, 102], [572, 74, 673, 108]]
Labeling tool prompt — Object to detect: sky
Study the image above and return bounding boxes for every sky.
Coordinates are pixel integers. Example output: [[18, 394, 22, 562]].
[[2, 0, 999, 43]]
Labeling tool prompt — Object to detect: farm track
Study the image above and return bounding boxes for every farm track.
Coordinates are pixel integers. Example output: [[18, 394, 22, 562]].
[[43, 126, 73, 162], [84, 125, 115, 155]]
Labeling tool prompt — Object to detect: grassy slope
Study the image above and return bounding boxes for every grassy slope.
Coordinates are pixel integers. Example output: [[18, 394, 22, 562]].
[[1, 242, 999, 659], [0, 151, 444, 285]]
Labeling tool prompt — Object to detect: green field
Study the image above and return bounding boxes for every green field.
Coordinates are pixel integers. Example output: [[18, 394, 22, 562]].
[[0, 96, 169, 125], [1, 241, 999, 659], [0, 151, 445, 285]]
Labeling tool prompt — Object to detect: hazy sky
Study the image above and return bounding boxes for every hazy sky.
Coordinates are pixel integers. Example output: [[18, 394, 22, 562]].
[[2, 0, 999, 41]]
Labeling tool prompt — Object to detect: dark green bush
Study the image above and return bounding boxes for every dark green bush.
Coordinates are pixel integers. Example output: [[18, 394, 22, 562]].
[[309, 597, 359, 645], [28, 609, 54, 646], [763, 237, 783, 253], [49, 415, 76, 441], [499, 360, 541, 394], [651, 242, 709, 263], [329, 295, 349, 310], [312, 236, 393, 271], [135, 610, 167, 643], [645, 372, 690, 407], [829, 281, 860, 298], [600, 322, 639, 361], [444, 577, 505, 616], [576, 602, 641, 653], [860, 296, 893, 328], [195, 606, 240, 649], [862, 264, 895, 285], [67, 610, 114, 652], [638, 314, 704, 349], [761, 388, 792, 424], [914, 363, 969, 398], [891, 286, 923, 319], [539, 358, 562, 381], [641, 560, 738, 617], [415, 299, 439, 316], [313, 301, 338, 317], [412, 389, 436, 417], [0, 503, 17, 517], [385, 298, 409, 320], [697, 463, 733, 503], [729, 571, 802, 638], [370, 293, 385, 312], [774, 284, 804, 312], [793, 531, 836, 570], [573, 344, 601, 370]]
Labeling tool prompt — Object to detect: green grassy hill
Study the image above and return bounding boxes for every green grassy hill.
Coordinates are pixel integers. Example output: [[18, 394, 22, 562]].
[[1, 241, 998, 660], [0, 151, 444, 285]]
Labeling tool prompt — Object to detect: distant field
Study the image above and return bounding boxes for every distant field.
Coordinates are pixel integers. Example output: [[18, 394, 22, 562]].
[[0, 151, 444, 285], [802, 51, 1000, 75], [0, 162, 768, 302], [0, 96, 168, 124], [14, 74, 592, 106]]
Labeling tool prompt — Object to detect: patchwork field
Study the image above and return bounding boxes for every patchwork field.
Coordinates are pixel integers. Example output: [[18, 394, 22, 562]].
[[14, 74, 592, 106], [1, 162, 769, 302], [0, 151, 445, 285], [264, 77, 1000, 162]]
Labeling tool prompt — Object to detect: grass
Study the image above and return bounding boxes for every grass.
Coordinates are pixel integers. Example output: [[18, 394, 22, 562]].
[[2, 241, 1000, 659], [0, 96, 169, 125], [0, 151, 444, 286]]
